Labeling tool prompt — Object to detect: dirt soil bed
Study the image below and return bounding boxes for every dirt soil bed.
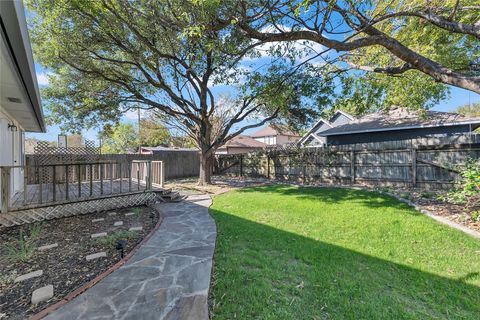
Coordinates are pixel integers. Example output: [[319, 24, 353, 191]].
[[0, 206, 160, 319], [399, 190, 480, 233]]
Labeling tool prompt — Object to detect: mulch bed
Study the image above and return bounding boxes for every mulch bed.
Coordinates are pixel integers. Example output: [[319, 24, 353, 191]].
[[401, 190, 480, 233], [0, 206, 160, 319]]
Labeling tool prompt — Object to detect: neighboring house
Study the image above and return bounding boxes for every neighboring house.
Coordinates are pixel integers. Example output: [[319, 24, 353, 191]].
[[250, 124, 301, 146], [299, 110, 355, 147], [1, 1, 45, 205], [302, 106, 480, 147], [216, 135, 266, 155]]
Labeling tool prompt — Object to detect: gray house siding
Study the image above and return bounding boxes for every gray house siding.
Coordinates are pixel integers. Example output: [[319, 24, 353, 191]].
[[330, 113, 351, 127], [326, 125, 473, 145]]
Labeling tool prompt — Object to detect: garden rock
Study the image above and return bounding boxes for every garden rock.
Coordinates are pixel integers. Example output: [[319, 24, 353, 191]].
[[31, 285, 54, 304], [129, 226, 143, 232], [113, 221, 123, 226], [92, 218, 104, 223], [38, 243, 58, 251], [91, 232, 107, 238], [14, 270, 43, 283], [86, 252, 107, 261]]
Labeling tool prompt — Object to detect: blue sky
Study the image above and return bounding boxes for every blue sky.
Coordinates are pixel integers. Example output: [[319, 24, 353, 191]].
[[28, 62, 479, 144]]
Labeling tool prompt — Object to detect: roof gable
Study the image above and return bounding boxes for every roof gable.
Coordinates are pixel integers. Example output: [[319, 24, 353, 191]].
[[250, 124, 300, 138]]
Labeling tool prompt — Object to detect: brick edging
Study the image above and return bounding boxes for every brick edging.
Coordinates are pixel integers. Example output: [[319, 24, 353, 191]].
[[30, 211, 165, 320]]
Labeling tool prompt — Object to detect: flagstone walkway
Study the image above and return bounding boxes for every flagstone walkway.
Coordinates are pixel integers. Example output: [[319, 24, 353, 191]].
[[44, 194, 216, 320]]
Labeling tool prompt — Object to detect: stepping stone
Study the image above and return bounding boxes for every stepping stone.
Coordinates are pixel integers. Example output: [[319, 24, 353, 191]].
[[113, 221, 123, 227], [91, 232, 107, 238], [14, 270, 43, 283], [92, 218, 104, 223], [129, 226, 143, 232], [107, 212, 117, 216], [38, 243, 58, 251], [125, 212, 135, 216], [86, 252, 107, 261], [31, 285, 53, 304]]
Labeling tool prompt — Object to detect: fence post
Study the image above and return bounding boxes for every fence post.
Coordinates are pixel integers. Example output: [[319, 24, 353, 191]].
[[1, 167, 11, 213], [411, 148, 417, 187], [266, 155, 270, 179], [160, 161, 165, 188], [65, 165, 69, 200], [23, 167, 28, 205], [148, 161, 152, 190], [350, 150, 356, 184], [302, 152, 307, 184], [239, 155, 243, 177]]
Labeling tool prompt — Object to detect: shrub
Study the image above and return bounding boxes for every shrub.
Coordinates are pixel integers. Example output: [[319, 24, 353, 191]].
[[447, 158, 480, 219], [132, 207, 142, 217]]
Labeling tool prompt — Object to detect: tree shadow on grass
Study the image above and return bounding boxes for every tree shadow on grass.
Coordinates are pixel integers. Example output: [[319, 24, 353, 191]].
[[236, 184, 420, 213], [209, 208, 480, 320]]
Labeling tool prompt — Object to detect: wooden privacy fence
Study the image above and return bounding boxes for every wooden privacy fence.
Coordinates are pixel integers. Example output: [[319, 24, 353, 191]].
[[25, 151, 199, 183], [215, 138, 480, 189]]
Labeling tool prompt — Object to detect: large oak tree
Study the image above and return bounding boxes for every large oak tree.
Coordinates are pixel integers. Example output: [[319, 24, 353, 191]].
[[28, 0, 331, 185], [234, 0, 480, 93]]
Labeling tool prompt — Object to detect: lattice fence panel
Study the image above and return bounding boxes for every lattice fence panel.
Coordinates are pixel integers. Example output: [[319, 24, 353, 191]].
[[0, 192, 159, 228]]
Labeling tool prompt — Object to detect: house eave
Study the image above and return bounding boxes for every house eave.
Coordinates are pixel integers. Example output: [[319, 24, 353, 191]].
[[319, 120, 480, 137], [0, 0, 45, 132]]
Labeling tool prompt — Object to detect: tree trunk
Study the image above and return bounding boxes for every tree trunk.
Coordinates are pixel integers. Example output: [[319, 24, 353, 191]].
[[198, 151, 213, 186]]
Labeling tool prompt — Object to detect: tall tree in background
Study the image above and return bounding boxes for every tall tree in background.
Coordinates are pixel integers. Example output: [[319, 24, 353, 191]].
[[235, 0, 480, 93], [455, 103, 480, 117], [100, 123, 138, 154], [138, 117, 171, 147], [28, 0, 326, 185]]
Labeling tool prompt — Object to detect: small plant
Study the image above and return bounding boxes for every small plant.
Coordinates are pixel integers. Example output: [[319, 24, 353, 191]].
[[6, 229, 36, 263], [419, 191, 432, 199], [132, 207, 142, 217], [96, 230, 137, 247], [380, 187, 393, 194], [28, 223, 43, 240], [5, 223, 43, 263], [471, 210, 480, 222], [399, 192, 411, 200], [0, 271, 17, 287]]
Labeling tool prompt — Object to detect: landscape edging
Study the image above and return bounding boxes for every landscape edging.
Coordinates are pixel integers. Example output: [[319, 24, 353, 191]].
[[30, 208, 165, 320]]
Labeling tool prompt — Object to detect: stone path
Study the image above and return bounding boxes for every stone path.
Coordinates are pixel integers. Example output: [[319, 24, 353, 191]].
[[45, 194, 216, 320]]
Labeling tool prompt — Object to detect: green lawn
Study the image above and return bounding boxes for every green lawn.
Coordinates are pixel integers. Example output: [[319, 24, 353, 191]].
[[209, 185, 480, 320]]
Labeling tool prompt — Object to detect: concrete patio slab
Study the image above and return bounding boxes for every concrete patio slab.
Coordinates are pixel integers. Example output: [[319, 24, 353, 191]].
[[44, 194, 215, 320]]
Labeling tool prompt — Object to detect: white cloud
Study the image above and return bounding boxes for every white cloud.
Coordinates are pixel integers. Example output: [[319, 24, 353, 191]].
[[36, 72, 50, 86]]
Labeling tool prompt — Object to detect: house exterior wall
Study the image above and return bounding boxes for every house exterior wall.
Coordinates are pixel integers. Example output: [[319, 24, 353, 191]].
[[326, 125, 473, 145], [276, 135, 299, 145], [254, 136, 276, 145], [0, 104, 25, 206]]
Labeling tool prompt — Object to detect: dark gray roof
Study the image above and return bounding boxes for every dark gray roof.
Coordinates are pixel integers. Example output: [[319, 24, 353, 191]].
[[319, 107, 480, 136]]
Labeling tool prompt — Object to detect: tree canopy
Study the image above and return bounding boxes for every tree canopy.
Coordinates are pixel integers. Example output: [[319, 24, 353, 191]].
[[26, 0, 480, 184], [235, 0, 480, 93], [28, 0, 331, 184]]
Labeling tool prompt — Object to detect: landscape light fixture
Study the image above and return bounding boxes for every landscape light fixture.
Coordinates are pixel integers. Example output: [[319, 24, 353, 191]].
[[116, 240, 126, 258], [150, 211, 155, 224]]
